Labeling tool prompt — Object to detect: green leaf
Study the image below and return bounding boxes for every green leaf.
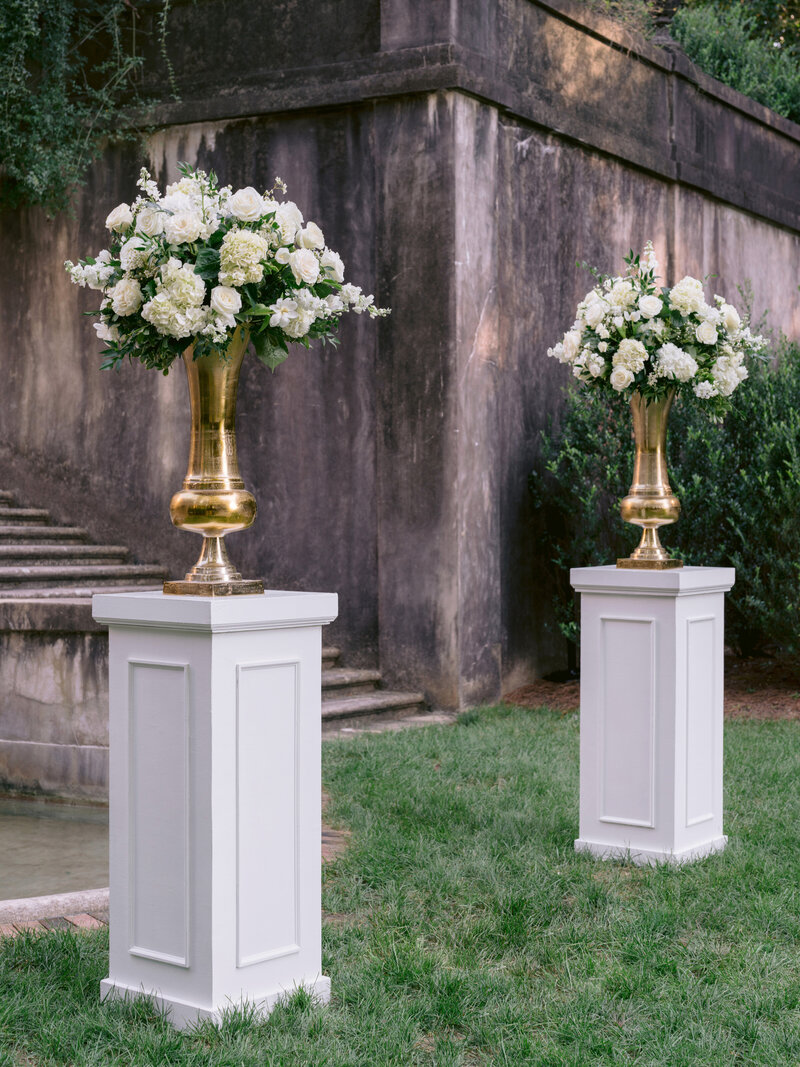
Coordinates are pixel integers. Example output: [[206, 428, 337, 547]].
[[194, 247, 220, 281], [252, 331, 289, 372]]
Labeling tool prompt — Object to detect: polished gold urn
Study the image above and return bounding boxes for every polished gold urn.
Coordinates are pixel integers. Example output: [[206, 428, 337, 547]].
[[164, 327, 264, 595], [617, 389, 683, 569]]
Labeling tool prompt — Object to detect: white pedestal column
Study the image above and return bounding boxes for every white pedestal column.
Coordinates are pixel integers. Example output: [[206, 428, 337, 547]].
[[92, 590, 338, 1029], [570, 566, 734, 865]]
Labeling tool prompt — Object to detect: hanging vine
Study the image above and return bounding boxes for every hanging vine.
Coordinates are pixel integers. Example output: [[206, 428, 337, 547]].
[[0, 0, 173, 215]]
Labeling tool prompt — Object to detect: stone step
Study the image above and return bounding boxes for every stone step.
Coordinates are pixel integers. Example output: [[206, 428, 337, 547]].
[[322, 646, 340, 669], [0, 584, 162, 600], [322, 667, 382, 700], [0, 492, 15, 506], [0, 545, 129, 565], [0, 509, 51, 525], [0, 526, 90, 544], [0, 564, 167, 590], [321, 689, 426, 721]]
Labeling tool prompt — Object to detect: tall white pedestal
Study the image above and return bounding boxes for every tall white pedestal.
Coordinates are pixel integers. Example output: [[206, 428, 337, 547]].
[[92, 590, 338, 1029], [570, 566, 735, 865]]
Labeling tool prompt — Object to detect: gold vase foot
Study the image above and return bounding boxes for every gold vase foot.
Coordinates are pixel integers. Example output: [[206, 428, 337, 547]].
[[164, 535, 264, 596], [163, 578, 265, 596], [616, 558, 683, 570], [617, 527, 683, 570]]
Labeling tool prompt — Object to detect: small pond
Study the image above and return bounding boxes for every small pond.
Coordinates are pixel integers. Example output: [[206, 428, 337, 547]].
[[0, 796, 108, 901]]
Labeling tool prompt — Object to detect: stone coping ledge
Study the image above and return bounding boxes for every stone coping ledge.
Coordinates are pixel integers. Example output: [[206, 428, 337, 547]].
[[0, 599, 105, 634], [0, 887, 108, 924]]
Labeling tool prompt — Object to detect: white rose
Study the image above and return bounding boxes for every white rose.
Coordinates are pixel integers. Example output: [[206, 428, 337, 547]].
[[695, 320, 719, 345], [228, 187, 267, 222], [210, 285, 242, 319], [109, 277, 143, 316], [135, 205, 164, 238], [562, 330, 582, 361], [164, 211, 203, 245], [288, 247, 320, 285], [274, 202, 304, 245], [275, 247, 291, 265], [721, 304, 741, 333], [609, 366, 634, 391], [638, 295, 663, 318], [93, 321, 119, 343], [320, 249, 345, 283], [297, 222, 325, 249], [584, 301, 607, 329], [105, 203, 133, 232]]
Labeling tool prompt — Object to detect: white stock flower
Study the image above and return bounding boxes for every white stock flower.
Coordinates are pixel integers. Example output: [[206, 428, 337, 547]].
[[109, 277, 143, 316], [638, 294, 663, 318], [695, 320, 719, 345], [227, 187, 267, 222], [610, 366, 634, 391], [210, 285, 242, 322], [669, 276, 705, 316], [269, 298, 299, 329], [655, 342, 698, 382], [320, 249, 345, 283], [164, 210, 203, 245], [297, 222, 325, 249], [105, 203, 133, 232], [82, 257, 115, 291], [288, 247, 320, 285], [721, 303, 741, 333], [135, 205, 165, 238], [613, 337, 648, 373], [274, 202, 304, 245], [324, 293, 345, 314], [587, 355, 606, 377], [284, 311, 314, 338]]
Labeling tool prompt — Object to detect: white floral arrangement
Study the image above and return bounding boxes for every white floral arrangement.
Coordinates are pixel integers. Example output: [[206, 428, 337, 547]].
[[547, 242, 767, 415], [65, 163, 388, 373]]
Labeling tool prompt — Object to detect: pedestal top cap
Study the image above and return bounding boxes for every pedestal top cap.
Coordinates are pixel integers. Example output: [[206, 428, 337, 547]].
[[92, 589, 339, 631], [570, 564, 735, 596]]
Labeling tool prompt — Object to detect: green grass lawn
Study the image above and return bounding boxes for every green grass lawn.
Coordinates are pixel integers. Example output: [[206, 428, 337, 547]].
[[3, 706, 800, 1065]]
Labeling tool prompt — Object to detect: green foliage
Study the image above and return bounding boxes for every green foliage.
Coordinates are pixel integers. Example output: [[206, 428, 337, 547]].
[[0, 1, 147, 214], [532, 339, 800, 656], [683, 0, 800, 49], [672, 2, 800, 123]]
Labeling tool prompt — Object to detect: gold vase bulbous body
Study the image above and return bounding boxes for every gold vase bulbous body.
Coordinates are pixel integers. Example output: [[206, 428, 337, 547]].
[[164, 327, 264, 596], [617, 389, 683, 570]]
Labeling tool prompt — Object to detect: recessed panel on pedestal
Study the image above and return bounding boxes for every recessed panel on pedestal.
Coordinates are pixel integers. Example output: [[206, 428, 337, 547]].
[[236, 661, 299, 968], [685, 616, 715, 826], [599, 617, 654, 828], [128, 661, 189, 967]]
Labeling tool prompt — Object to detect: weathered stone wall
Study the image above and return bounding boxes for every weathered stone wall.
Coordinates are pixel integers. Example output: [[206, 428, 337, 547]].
[[2, 0, 799, 711]]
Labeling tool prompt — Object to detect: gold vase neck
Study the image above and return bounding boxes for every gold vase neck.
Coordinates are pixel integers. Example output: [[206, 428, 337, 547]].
[[182, 328, 250, 492], [627, 389, 675, 496]]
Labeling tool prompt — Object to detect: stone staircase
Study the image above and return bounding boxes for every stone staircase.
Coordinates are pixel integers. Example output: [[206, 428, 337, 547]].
[[320, 646, 426, 723], [0, 490, 166, 597], [0, 489, 428, 727]]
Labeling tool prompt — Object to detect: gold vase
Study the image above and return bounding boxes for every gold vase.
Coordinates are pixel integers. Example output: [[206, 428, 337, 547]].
[[617, 389, 683, 569], [163, 327, 264, 596]]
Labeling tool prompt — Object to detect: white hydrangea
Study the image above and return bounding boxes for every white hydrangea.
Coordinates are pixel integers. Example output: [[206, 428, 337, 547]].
[[607, 280, 637, 311], [219, 228, 269, 287], [655, 342, 698, 382], [693, 380, 718, 399], [669, 276, 705, 316], [613, 337, 648, 373], [159, 258, 206, 307], [711, 354, 747, 397], [119, 236, 151, 273]]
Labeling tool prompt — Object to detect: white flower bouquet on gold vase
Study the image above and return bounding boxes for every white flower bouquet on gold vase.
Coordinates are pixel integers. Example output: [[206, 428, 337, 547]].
[[65, 163, 388, 594], [548, 243, 766, 568]]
